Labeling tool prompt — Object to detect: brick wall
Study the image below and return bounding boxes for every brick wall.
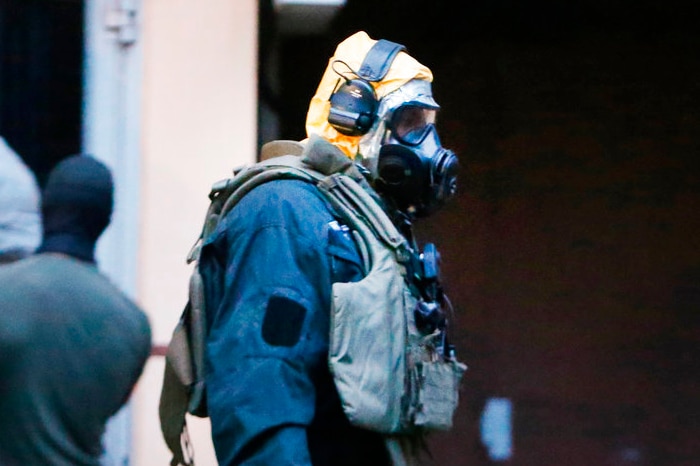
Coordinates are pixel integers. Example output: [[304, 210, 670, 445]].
[[416, 28, 700, 466], [273, 4, 700, 463]]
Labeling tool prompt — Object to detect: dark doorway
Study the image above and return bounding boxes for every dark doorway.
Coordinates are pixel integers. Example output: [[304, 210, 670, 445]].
[[0, 0, 84, 187]]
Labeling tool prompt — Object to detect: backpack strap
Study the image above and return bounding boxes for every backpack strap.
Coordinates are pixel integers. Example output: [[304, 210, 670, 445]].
[[319, 174, 406, 251], [159, 273, 207, 465], [159, 346, 195, 466]]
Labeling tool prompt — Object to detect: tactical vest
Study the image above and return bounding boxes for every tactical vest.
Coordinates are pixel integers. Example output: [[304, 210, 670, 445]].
[[159, 135, 467, 466]]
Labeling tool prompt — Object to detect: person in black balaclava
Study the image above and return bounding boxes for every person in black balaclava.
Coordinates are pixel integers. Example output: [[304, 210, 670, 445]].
[[36, 154, 114, 263], [0, 154, 152, 466]]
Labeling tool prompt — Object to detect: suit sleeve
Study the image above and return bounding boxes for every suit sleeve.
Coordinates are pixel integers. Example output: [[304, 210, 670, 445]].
[[201, 180, 336, 466]]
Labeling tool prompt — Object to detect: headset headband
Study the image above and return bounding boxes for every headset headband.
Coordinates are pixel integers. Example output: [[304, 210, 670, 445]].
[[327, 38, 407, 137], [357, 39, 406, 82]]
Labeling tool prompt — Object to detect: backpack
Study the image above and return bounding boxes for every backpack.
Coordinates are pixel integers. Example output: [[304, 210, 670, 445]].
[[158, 139, 368, 465], [158, 137, 466, 466]]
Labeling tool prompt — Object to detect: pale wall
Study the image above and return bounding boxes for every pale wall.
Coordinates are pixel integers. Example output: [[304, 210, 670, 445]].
[[133, 1, 258, 464]]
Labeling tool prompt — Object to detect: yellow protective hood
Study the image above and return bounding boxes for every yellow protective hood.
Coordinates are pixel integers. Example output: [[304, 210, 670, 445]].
[[305, 31, 433, 158]]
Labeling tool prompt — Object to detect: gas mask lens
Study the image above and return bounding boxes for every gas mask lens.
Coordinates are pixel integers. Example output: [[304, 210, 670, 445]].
[[389, 104, 437, 146]]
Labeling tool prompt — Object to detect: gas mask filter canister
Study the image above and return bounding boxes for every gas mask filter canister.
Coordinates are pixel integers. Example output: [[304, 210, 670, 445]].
[[376, 102, 458, 217]]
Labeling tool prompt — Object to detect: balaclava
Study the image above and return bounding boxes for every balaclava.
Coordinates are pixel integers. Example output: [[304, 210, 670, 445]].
[[37, 155, 114, 264]]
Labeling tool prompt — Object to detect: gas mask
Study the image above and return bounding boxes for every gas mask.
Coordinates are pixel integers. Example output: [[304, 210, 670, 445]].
[[305, 32, 458, 217], [361, 79, 459, 218]]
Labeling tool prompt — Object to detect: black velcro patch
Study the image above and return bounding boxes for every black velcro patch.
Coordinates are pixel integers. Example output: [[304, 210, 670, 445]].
[[262, 296, 306, 347]]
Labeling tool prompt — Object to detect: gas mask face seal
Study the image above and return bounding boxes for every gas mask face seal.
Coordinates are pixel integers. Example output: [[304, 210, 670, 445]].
[[376, 102, 459, 218]]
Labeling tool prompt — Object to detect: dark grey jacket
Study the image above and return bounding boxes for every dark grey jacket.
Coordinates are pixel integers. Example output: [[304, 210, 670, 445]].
[[0, 254, 151, 466], [200, 177, 392, 466]]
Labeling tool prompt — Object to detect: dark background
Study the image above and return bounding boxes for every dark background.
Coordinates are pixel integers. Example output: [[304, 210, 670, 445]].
[[1, 0, 698, 464], [0, 0, 83, 187], [261, 1, 700, 465]]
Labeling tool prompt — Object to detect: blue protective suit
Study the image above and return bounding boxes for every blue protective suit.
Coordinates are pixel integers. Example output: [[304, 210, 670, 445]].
[[199, 178, 392, 466]]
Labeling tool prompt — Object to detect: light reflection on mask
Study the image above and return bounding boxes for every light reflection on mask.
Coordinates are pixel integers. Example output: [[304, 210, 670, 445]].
[[389, 104, 438, 146]]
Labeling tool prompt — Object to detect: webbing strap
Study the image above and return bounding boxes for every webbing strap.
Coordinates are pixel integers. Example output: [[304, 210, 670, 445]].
[[318, 174, 409, 261], [159, 357, 195, 466], [219, 163, 324, 221]]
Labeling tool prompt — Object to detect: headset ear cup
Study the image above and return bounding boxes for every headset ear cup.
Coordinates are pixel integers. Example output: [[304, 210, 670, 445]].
[[328, 79, 378, 136]]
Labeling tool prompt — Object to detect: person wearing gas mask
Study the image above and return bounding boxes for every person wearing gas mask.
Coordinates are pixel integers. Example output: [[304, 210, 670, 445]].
[[199, 31, 466, 466]]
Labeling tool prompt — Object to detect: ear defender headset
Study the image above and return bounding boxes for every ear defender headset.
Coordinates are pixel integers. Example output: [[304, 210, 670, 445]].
[[328, 38, 459, 217], [327, 39, 406, 136]]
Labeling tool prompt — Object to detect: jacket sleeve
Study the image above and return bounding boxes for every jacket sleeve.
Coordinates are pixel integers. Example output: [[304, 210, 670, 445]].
[[200, 179, 339, 466]]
